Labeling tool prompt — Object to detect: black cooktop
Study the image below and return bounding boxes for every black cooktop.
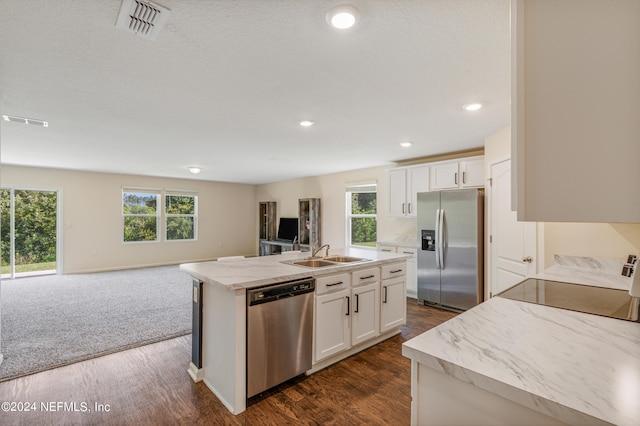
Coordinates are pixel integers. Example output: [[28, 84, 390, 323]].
[[497, 278, 639, 322]]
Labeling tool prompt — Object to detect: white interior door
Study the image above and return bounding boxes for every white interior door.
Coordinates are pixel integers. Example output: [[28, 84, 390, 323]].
[[490, 159, 537, 296]]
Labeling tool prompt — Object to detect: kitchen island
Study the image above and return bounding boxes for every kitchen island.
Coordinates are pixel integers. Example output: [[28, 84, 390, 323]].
[[181, 248, 410, 414], [402, 277, 640, 425]]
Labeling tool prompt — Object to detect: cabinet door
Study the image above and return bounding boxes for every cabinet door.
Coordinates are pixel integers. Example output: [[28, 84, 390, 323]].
[[430, 163, 459, 190], [459, 159, 484, 188], [351, 282, 380, 346], [381, 276, 406, 332], [315, 289, 351, 362], [511, 0, 640, 222], [407, 166, 429, 217], [388, 169, 408, 217]]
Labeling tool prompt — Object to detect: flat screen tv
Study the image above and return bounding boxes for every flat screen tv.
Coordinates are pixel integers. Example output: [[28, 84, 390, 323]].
[[277, 218, 298, 242]]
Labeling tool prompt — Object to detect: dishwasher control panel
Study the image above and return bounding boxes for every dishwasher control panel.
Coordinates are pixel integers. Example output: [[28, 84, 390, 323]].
[[247, 278, 315, 306]]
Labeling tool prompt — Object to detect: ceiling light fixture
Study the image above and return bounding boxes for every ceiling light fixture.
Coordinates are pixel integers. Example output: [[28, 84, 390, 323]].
[[2, 114, 49, 127], [326, 5, 360, 29], [400, 142, 413, 148], [299, 120, 314, 127], [188, 166, 202, 174], [463, 103, 483, 111]]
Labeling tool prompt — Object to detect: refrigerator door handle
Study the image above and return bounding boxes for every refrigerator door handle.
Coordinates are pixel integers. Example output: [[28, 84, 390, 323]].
[[438, 209, 445, 269], [435, 209, 441, 269]]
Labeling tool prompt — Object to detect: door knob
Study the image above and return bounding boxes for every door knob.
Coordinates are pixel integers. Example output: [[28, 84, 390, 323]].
[[522, 256, 533, 263]]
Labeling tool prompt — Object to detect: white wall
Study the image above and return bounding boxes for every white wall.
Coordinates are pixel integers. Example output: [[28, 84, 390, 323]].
[[0, 165, 258, 273], [544, 223, 640, 266], [484, 126, 640, 269], [257, 165, 407, 249]]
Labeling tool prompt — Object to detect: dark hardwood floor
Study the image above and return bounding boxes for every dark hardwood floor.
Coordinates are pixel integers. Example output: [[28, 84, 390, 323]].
[[0, 299, 456, 425]]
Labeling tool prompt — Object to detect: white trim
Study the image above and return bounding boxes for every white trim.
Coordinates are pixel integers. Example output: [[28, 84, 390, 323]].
[[187, 362, 204, 382]]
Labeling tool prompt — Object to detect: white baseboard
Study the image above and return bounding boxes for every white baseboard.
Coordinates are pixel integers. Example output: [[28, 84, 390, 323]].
[[0, 353, 3, 367], [187, 362, 204, 382]]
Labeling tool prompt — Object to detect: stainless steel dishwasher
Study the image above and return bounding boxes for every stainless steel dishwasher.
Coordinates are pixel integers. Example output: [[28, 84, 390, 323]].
[[246, 277, 315, 398]]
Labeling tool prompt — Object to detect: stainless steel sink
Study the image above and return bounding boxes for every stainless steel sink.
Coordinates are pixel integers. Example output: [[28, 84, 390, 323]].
[[282, 255, 371, 268], [322, 256, 369, 263], [292, 259, 336, 268]]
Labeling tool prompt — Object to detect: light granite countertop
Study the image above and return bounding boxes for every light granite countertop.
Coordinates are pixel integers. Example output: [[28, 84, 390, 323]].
[[180, 248, 411, 290], [403, 255, 640, 425]]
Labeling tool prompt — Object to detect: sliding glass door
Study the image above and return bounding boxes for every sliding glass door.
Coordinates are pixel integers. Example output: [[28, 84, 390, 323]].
[[1, 188, 59, 279]]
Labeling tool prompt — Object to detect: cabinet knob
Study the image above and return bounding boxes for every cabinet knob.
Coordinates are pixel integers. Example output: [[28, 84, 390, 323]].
[[522, 256, 533, 263]]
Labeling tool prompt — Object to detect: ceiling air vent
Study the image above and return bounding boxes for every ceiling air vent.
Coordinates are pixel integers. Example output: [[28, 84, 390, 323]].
[[115, 0, 171, 41]]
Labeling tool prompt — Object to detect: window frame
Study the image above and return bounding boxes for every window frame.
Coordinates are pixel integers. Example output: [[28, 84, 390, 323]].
[[345, 182, 377, 249], [164, 190, 198, 242], [122, 188, 161, 244], [121, 188, 199, 244]]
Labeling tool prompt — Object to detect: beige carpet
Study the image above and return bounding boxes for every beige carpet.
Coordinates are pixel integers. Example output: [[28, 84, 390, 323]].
[[0, 265, 191, 382]]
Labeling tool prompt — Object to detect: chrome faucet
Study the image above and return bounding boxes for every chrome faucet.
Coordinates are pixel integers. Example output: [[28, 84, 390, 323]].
[[312, 243, 330, 258]]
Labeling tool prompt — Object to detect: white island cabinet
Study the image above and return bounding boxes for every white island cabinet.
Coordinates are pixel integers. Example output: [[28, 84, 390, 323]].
[[402, 296, 640, 426], [181, 248, 410, 415]]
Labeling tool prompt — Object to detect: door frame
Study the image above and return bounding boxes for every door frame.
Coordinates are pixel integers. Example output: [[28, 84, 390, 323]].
[[487, 156, 543, 298], [1, 185, 63, 278]]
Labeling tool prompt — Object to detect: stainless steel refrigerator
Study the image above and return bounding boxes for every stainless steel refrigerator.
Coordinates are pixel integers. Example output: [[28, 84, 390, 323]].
[[417, 189, 484, 312]]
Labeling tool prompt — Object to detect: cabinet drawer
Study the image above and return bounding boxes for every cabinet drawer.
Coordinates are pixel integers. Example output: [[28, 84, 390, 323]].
[[316, 273, 350, 295], [351, 267, 380, 287], [397, 247, 417, 258], [382, 262, 406, 280], [376, 244, 396, 253]]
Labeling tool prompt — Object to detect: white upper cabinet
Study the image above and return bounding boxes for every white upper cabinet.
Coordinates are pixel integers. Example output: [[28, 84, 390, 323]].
[[511, 0, 640, 222], [388, 165, 429, 217], [430, 157, 484, 191]]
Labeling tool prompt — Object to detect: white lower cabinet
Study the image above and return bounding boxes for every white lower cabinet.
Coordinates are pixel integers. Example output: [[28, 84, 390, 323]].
[[315, 288, 351, 362], [381, 263, 407, 333], [377, 244, 417, 298], [314, 265, 394, 364], [314, 273, 351, 362], [351, 268, 380, 346]]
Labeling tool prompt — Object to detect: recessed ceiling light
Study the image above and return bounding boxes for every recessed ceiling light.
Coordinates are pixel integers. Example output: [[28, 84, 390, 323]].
[[2, 114, 49, 127], [400, 142, 413, 148], [463, 103, 483, 111], [188, 166, 202, 174], [326, 5, 360, 29], [299, 120, 314, 127]]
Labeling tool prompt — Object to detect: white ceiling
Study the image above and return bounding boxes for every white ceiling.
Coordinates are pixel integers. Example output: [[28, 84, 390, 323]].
[[0, 0, 511, 185]]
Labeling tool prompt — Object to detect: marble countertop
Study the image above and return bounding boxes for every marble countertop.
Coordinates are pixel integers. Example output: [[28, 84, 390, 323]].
[[536, 255, 631, 291], [403, 254, 640, 424], [377, 233, 418, 248], [180, 248, 411, 290], [403, 295, 640, 425]]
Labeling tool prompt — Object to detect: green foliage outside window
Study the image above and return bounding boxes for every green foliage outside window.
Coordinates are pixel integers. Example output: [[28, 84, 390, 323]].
[[123, 192, 158, 242], [349, 192, 377, 247], [166, 195, 196, 240], [1, 189, 57, 267]]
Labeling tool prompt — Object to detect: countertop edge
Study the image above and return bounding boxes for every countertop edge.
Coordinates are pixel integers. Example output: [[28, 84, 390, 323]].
[[180, 249, 411, 291], [401, 342, 611, 426]]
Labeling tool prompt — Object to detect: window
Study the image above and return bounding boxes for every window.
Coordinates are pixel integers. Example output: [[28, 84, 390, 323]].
[[123, 190, 159, 242], [122, 188, 198, 243], [165, 191, 197, 241], [346, 183, 377, 248]]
